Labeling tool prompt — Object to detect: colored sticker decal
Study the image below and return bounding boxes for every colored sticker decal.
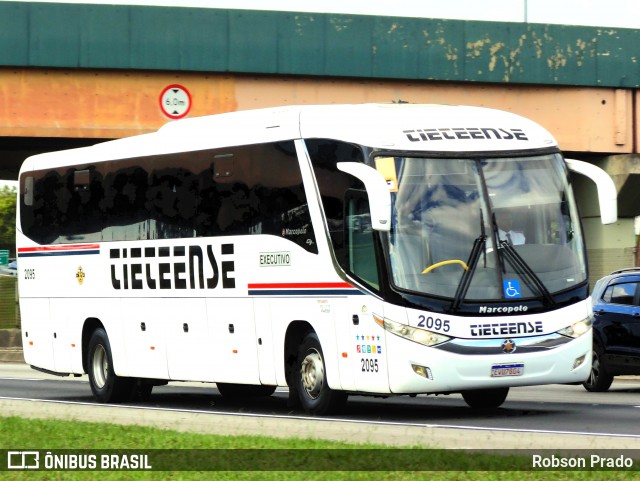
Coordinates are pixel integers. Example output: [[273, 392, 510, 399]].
[[18, 244, 100, 258], [503, 279, 522, 299], [355, 333, 383, 355], [248, 282, 364, 296]]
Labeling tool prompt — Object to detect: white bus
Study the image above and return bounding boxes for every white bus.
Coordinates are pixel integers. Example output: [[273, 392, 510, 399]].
[[16, 104, 617, 414]]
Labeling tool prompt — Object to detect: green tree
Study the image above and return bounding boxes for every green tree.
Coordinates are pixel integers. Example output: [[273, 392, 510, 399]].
[[0, 185, 17, 258]]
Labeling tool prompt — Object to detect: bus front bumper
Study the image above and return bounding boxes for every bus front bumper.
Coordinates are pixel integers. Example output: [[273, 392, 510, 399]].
[[385, 329, 592, 394]]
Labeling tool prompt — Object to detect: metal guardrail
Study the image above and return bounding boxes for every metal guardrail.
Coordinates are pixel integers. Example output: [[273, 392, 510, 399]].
[[0, 275, 20, 329]]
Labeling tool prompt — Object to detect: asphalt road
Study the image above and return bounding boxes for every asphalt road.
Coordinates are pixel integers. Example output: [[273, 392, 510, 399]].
[[2, 362, 640, 450]]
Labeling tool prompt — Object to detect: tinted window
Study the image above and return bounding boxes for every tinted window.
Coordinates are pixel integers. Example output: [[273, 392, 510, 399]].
[[20, 141, 317, 253], [602, 282, 638, 306], [346, 190, 379, 290], [306, 139, 377, 283]]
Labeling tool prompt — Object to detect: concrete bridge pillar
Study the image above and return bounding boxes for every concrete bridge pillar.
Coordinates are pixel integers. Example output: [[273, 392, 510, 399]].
[[573, 154, 640, 287]]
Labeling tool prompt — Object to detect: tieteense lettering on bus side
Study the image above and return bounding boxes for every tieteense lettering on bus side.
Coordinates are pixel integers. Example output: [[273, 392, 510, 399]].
[[110, 243, 234, 290]]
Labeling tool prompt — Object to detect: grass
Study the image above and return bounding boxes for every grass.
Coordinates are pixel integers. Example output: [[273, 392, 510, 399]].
[[0, 416, 637, 480]]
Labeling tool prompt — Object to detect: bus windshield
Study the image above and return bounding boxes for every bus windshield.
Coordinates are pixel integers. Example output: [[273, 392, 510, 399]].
[[386, 153, 587, 302]]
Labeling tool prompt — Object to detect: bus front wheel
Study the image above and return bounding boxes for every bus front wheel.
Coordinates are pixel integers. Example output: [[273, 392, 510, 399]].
[[87, 327, 132, 403], [295, 331, 347, 415], [461, 387, 509, 409]]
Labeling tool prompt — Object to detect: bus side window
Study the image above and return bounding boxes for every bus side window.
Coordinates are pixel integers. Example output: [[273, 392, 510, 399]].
[[346, 189, 380, 290], [250, 141, 317, 253], [19, 174, 36, 242], [31, 170, 65, 244], [101, 166, 149, 241], [20, 141, 317, 248], [209, 148, 252, 236], [23, 176, 33, 206], [62, 167, 103, 242], [306, 138, 372, 272]]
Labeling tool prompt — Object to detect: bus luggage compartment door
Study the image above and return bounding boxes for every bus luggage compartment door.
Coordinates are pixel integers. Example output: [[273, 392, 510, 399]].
[[122, 298, 169, 380], [206, 298, 260, 385], [166, 298, 213, 382], [20, 298, 54, 371]]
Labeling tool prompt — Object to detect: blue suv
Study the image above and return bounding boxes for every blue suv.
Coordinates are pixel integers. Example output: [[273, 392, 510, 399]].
[[584, 268, 640, 391]]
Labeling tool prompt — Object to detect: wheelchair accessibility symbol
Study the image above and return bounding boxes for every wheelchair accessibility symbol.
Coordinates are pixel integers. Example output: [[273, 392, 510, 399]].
[[503, 280, 522, 299]]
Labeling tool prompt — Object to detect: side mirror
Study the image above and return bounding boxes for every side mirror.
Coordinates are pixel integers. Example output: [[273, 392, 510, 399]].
[[337, 162, 391, 232], [565, 158, 617, 225]]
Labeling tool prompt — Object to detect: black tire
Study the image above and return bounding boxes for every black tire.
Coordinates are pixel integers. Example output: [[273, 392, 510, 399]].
[[295, 331, 347, 415], [87, 327, 133, 403], [216, 383, 276, 398], [583, 344, 614, 392], [461, 387, 509, 409]]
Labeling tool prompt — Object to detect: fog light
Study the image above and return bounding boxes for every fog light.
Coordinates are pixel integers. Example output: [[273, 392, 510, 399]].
[[572, 354, 586, 370], [412, 364, 433, 380]]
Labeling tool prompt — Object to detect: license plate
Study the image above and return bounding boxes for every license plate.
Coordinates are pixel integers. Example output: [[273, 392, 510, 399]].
[[491, 363, 524, 377]]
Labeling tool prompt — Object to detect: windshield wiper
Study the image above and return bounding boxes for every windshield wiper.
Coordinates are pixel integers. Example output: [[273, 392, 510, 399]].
[[451, 209, 488, 312], [499, 240, 556, 307], [450, 234, 487, 312], [489, 212, 555, 307]]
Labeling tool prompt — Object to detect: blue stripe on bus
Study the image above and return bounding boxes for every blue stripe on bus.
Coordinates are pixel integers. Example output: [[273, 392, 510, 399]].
[[249, 289, 365, 296]]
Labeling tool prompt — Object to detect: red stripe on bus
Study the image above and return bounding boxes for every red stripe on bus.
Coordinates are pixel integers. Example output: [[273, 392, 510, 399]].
[[248, 282, 354, 289], [18, 244, 100, 253]]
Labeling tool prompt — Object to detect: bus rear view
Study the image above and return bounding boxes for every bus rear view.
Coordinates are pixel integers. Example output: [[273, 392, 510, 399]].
[[16, 104, 616, 414]]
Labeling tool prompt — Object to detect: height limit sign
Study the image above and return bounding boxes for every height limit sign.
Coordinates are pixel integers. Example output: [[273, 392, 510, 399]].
[[160, 84, 192, 119]]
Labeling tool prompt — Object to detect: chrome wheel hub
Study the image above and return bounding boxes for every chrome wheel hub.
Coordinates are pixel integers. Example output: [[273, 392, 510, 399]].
[[300, 349, 324, 399], [92, 344, 108, 389]]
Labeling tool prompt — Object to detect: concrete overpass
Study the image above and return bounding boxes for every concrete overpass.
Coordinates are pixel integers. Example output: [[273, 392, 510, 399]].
[[1, 1, 639, 281]]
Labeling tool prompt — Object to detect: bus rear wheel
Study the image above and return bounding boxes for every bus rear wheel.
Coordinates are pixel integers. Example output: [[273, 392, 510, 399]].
[[87, 327, 132, 403], [295, 331, 347, 415], [461, 387, 509, 409]]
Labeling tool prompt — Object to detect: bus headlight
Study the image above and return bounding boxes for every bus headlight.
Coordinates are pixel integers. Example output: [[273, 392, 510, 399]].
[[374, 314, 451, 347], [557, 317, 592, 338]]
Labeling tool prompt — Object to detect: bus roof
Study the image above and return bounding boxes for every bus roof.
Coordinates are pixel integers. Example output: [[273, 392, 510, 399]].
[[20, 104, 558, 172]]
